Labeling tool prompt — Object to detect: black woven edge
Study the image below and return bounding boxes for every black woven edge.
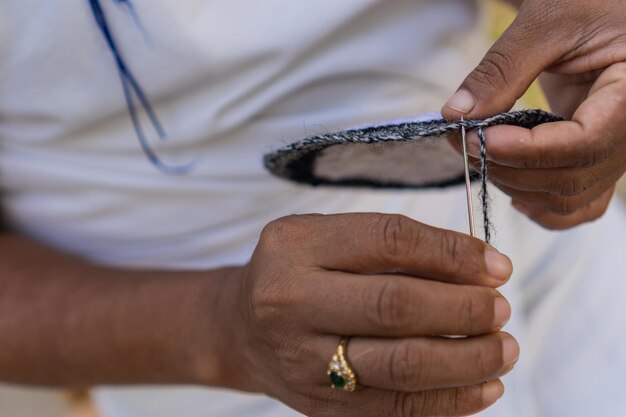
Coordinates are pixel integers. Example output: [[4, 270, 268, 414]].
[[263, 109, 562, 189]]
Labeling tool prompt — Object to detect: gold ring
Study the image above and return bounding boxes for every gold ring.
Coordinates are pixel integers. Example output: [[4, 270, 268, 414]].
[[327, 337, 358, 392]]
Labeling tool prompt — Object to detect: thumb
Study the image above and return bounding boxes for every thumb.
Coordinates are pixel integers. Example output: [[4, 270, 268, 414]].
[[442, 9, 559, 120]]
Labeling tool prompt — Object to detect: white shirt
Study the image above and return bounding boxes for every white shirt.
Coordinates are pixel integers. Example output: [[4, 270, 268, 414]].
[[1, 1, 625, 416]]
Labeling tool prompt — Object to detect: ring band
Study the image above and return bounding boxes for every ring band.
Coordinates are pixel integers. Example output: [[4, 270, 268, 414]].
[[327, 337, 358, 392]]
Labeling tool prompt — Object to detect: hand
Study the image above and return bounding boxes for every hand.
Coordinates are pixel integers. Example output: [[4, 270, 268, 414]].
[[442, 0, 626, 229], [225, 213, 518, 417]]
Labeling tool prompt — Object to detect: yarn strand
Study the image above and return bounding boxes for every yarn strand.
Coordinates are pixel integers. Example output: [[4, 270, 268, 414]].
[[477, 127, 492, 244]]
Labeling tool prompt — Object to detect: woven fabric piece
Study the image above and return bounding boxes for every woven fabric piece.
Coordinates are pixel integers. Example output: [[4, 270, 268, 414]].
[[264, 110, 561, 189]]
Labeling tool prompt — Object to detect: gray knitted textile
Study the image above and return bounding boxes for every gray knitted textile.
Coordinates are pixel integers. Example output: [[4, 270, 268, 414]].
[[264, 110, 561, 189]]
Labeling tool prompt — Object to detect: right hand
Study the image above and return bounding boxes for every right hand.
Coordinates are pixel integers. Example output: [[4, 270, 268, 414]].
[[228, 213, 518, 417]]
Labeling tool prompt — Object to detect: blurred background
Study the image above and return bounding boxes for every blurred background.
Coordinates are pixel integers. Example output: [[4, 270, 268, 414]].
[[1, 1, 625, 416]]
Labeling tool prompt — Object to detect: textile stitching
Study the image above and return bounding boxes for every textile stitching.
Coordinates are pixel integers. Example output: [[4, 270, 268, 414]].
[[264, 110, 562, 189]]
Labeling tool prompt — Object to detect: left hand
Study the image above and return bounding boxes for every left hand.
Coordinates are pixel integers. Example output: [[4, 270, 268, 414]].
[[442, 0, 626, 230]]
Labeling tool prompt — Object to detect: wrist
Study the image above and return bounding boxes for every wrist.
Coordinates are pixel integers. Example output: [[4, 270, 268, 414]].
[[186, 266, 256, 391]]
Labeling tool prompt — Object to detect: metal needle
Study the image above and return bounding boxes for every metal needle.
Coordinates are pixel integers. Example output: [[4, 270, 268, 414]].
[[461, 117, 476, 237]]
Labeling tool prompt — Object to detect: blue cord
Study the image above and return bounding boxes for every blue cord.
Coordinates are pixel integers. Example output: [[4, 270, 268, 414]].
[[87, 0, 191, 174], [112, 0, 145, 33]]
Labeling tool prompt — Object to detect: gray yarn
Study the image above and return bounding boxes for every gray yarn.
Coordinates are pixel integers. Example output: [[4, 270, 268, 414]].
[[477, 127, 492, 244], [263, 109, 562, 243], [264, 110, 562, 189]]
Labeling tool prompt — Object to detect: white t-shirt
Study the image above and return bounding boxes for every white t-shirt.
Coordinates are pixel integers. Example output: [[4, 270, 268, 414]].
[[1, 1, 626, 416]]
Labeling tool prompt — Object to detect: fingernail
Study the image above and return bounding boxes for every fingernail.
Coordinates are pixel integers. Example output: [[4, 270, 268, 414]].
[[502, 363, 515, 376], [494, 297, 511, 329], [503, 336, 520, 367], [444, 89, 476, 115], [484, 249, 513, 281], [482, 380, 504, 405]]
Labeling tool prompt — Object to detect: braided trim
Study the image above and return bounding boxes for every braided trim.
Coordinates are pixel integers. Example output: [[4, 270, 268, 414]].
[[264, 110, 562, 189]]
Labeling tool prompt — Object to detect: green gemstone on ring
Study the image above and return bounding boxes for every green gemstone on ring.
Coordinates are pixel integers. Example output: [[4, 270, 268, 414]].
[[330, 371, 346, 389]]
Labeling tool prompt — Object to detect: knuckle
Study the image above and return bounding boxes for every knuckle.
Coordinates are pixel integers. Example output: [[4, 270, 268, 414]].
[[469, 49, 515, 90], [473, 336, 505, 378], [261, 216, 291, 240], [372, 214, 417, 263], [246, 270, 304, 330], [247, 278, 281, 327], [579, 139, 615, 168], [437, 232, 466, 280], [438, 388, 462, 416], [415, 392, 437, 417], [451, 388, 463, 415], [397, 390, 441, 417], [392, 391, 419, 417], [389, 341, 429, 391], [418, 389, 459, 416], [460, 289, 495, 333], [556, 172, 598, 196], [520, 154, 543, 169], [259, 215, 305, 252], [535, 141, 553, 169], [547, 195, 578, 216], [473, 343, 489, 379], [457, 385, 486, 415], [367, 279, 413, 331], [391, 388, 479, 417]]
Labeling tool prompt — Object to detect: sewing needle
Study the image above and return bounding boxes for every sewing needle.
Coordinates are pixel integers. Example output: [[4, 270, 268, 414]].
[[461, 117, 476, 237]]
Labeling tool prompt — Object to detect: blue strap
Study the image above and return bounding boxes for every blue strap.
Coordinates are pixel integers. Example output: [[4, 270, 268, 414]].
[[87, 0, 191, 174]]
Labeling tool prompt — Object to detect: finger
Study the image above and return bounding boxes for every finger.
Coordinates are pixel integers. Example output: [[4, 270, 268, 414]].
[[446, 136, 622, 199], [463, 122, 626, 170], [346, 333, 518, 392], [260, 213, 513, 287], [481, 160, 625, 197], [511, 187, 615, 230], [302, 272, 510, 337], [465, 63, 626, 170], [492, 178, 617, 216], [441, 4, 564, 119], [490, 166, 621, 216], [307, 380, 504, 417]]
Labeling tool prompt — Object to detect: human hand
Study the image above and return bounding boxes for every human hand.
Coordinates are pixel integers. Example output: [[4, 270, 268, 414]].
[[442, 0, 626, 229], [226, 213, 518, 417]]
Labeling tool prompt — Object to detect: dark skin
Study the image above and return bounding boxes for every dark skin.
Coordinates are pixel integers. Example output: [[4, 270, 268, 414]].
[[0, 234, 242, 388], [0, 214, 517, 417], [1, 0, 625, 416], [443, 0, 626, 230]]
